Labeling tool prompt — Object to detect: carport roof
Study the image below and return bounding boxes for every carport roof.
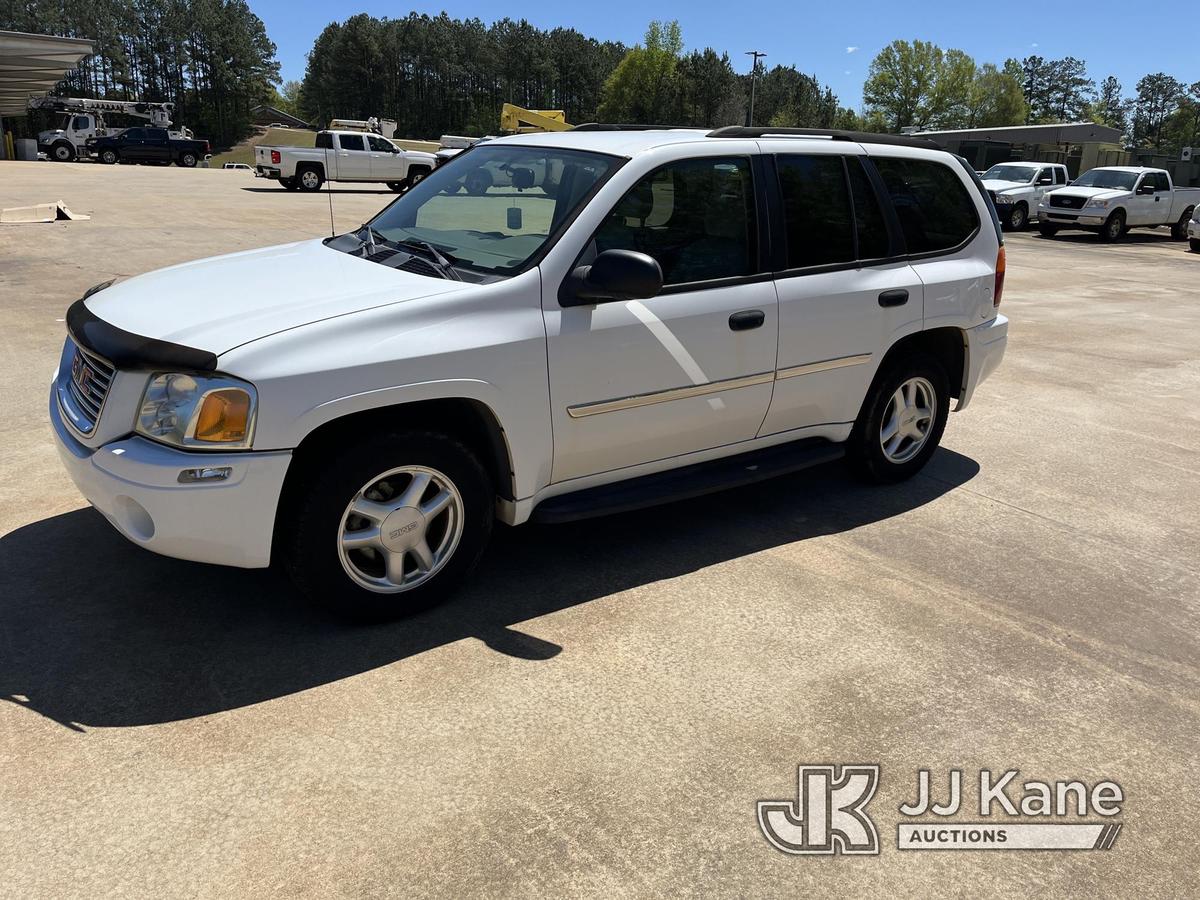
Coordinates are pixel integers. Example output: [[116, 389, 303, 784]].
[[0, 30, 94, 116]]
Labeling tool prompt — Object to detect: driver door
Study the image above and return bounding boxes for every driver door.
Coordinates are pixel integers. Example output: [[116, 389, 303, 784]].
[[367, 134, 402, 180], [543, 154, 778, 483]]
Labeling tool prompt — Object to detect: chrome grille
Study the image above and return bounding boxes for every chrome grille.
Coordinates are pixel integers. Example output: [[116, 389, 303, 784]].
[[59, 341, 115, 435]]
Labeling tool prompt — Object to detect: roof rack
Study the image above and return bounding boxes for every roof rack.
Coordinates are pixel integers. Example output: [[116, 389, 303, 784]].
[[570, 123, 702, 132], [706, 126, 941, 150]]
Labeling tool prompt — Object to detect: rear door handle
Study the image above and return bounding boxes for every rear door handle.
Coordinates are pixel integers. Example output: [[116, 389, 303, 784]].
[[729, 309, 765, 331], [878, 289, 909, 308]]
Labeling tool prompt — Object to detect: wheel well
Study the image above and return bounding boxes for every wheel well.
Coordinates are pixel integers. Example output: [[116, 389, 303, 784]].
[[409, 164, 431, 176], [284, 398, 515, 502], [297, 161, 324, 179], [878, 328, 967, 400]]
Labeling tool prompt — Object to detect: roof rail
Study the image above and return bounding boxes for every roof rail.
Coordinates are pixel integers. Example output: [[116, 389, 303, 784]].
[[706, 126, 941, 150], [570, 123, 702, 132]]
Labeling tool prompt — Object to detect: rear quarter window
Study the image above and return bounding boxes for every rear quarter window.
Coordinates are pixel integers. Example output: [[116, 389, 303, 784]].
[[873, 157, 980, 254]]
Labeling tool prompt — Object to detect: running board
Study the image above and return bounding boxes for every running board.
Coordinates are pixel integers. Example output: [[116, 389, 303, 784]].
[[530, 437, 845, 524]]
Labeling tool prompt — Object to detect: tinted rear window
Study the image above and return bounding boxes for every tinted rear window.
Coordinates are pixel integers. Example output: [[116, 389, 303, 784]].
[[873, 157, 979, 254], [315, 132, 332, 149], [339, 134, 366, 152], [777, 155, 854, 267]]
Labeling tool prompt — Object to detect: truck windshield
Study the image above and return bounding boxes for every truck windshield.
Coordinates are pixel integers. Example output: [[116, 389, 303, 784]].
[[1072, 169, 1138, 190], [370, 145, 619, 276], [982, 165, 1036, 183]]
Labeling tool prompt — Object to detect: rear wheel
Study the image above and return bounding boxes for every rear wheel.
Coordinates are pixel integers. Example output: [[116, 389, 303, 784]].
[[282, 431, 493, 622], [178, 152, 198, 168], [99, 149, 118, 165], [297, 166, 323, 192], [1037, 222, 1059, 238], [1171, 208, 1193, 241], [1099, 210, 1125, 242], [51, 142, 75, 162], [847, 354, 949, 484], [1190, 238, 1200, 253]]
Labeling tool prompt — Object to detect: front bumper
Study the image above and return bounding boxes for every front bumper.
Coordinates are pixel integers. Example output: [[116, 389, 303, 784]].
[[957, 314, 1008, 412], [1189, 219, 1199, 239], [1038, 208, 1106, 226], [50, 386, 292, 568]]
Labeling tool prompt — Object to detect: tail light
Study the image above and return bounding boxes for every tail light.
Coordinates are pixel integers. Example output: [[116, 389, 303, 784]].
[[994, 246, 1006, 308], [204, 141, 210, 153], [270, 150, 280, 165]]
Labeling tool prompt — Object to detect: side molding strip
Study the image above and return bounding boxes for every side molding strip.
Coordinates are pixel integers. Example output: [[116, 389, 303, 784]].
[[567, 371, 775, 418], [776, 353, 872, 380]]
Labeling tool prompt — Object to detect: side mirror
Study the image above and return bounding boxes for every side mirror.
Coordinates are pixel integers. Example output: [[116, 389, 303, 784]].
[[1038, 176, 1053, 185], [560, 250, 663, 307], [1137, 183, 1156, 195]]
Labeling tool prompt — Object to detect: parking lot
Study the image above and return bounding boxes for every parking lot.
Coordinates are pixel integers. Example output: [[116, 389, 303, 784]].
[[2, 161, 1198, 896]]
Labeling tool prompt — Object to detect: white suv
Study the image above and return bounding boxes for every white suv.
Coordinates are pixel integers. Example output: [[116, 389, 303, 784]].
[[50, 126, 1009, 620]]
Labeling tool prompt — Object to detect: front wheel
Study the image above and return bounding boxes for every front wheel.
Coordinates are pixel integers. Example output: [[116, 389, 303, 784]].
[[281, 431, 493, 622], [386, 181, 406, 192], [99, 149, 118, 165], [1037, 222, 1059, 238], [847, 354, 950, 483], [51, 142, 75, 162], [1190, 238, 1200, 253], [1099, 210, 1125, 242], [1008, 202, 1028, 231]]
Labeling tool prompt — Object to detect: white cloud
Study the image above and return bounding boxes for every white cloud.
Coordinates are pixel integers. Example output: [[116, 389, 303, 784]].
[[844, 70, 852, 75], [1031, 42, 1039, 48], [846, 46, 859, 54]]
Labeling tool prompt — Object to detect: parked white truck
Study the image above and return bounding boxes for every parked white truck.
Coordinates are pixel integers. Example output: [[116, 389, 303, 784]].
[[255, 130, 437, 192], [980, 160, 1069, 230], [1189, 205, 1200, 252], [1037, 166, 1200, 242]]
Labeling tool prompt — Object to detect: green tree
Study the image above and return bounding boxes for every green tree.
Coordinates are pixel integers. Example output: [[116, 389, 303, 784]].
[[1087, 75, 1130, 135], [965, 61, 1027, 128], [1133, 73, 1186, 148], [598, 20, 683, 123], [863, 40, 982, 130]]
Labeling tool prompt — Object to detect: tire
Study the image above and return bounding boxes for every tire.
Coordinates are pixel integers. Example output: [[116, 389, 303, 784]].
[[281, 430, 493, 622], [1008, 202, 1028, 231], [386, 181, 406, 192], [1098, 210, 1125, 242], [465, 170, 492, 196], [279, 177, 298, 190], [99, 149, 119, 165], [1171, 209, 1193, 241], [846, 354, 950, 484], [178, 152, 198, 168], [407, 166, 430, 189], [1037, 222, 1059, 238], [51, 142, 75, 162], [1190, 238, 1200, 253], [296, 166, 324, 192]]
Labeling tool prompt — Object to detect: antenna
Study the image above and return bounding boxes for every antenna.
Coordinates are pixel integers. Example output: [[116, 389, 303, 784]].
[[323, 141, 335, 237]]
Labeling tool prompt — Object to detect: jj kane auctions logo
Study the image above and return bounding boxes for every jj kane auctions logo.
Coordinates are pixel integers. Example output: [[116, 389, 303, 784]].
[[759, 766, 1123, 855]]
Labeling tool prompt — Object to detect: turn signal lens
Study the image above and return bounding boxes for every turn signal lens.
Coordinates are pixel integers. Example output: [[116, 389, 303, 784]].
[[994, 246, 1006, 308], [270, 149, 281, 164], [194, 389, 252, 443]]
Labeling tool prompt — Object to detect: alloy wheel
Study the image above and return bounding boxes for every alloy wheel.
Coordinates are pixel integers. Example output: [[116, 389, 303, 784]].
[[336, 465, 465, 593], [879, 377, 936, 464]]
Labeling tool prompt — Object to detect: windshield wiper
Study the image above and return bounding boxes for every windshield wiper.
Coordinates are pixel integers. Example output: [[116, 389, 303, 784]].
[[394, 239, 464, 281]]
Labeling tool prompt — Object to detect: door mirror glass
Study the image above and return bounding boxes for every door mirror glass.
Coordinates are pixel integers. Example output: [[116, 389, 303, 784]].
[[561, 250, 663, 307], [1136, 182, 1156, 195], [1037, 175, 1053, 185]]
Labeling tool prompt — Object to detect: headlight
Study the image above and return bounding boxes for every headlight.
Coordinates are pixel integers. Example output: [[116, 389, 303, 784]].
[[1086, 199, 1111, 209], [136, 373, 257, 450]]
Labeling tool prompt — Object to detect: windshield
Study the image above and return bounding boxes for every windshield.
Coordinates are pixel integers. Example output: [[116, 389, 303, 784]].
[[982, 165, 1037, 183], [370, 145, 619, 276], [1072, 169, 1137, 190]]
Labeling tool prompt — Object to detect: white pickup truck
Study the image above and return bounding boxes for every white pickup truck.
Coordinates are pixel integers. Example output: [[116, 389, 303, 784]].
[[1037, 166, 1200, 242], [980, 161, 1069, 231], [50, 127, 1008, 622], [255, 130, 437, 193]]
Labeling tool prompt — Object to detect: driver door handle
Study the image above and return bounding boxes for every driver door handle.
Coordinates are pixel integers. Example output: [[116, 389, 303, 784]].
[[878, 289, 909, 307], [729, 309, 765, 331]]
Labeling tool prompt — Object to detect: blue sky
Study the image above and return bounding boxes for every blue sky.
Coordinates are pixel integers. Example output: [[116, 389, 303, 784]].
[[252, 0, 1197, 108]]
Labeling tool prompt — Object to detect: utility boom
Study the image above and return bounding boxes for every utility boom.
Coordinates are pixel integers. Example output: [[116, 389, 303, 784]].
[[28, 95, 191, 161]]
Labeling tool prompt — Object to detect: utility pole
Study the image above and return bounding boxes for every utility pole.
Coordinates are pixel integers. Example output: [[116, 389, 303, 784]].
[[745, 50, 767, 126]]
